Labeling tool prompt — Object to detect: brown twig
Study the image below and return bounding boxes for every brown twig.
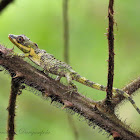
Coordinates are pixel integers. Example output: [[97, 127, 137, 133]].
[[7, 78, 21, 140], [0, 45, 140, 140], [0, 0, 14, 13], [106, 0, 115, 106]]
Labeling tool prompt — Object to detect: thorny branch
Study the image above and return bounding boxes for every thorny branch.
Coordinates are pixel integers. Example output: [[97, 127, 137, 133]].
[[106, 0, 115, 107], [7, 78, 21, 140], [0, 0, 14, 13], [0, 45, 140, 140]]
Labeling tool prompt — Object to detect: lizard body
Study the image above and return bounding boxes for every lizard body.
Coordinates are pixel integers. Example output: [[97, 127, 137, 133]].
[[8, 34, 140, 114]]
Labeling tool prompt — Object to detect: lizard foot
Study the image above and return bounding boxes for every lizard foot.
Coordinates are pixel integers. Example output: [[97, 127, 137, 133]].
[[64, 84, 78, 98]]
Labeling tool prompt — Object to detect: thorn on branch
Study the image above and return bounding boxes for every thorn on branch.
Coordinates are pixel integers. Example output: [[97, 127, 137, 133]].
[[62, 100, 73, 109], [112, 131, 123, 140], [12, 71, 23, 78]]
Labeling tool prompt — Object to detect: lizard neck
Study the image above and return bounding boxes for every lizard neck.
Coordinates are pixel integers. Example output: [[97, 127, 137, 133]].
[[29, 48, 41, 66]]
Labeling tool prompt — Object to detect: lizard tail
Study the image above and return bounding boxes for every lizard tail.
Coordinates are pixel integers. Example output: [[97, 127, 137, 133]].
[[72, 72, 107, 91], [72, 72, 140, 114], [112, 88, 140, 114]]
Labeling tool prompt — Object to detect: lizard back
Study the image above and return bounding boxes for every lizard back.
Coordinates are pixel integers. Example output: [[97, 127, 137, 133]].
[[32, 48, 73, 76]]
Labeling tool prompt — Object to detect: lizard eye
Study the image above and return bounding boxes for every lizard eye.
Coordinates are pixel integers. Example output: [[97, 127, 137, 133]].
[[17, 36, 24, 43], [34, 43, 38, 48]]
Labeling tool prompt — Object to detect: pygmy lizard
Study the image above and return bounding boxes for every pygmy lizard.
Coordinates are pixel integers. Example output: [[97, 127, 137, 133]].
[[8, 34, 140, 114]]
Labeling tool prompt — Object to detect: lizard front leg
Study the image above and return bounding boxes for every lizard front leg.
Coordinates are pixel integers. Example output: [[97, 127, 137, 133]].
[[13, 52, 29, 58], [65, 73, 77, 91]]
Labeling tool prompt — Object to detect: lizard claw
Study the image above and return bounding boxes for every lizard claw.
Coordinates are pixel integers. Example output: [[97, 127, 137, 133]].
[[12, 72, 23, 78]]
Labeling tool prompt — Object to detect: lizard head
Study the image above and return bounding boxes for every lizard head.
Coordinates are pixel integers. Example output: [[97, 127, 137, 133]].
[[8, 34, 38, 53]]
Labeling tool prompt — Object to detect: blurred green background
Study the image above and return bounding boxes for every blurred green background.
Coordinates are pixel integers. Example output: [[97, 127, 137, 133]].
[[0, 0, 140, 140]]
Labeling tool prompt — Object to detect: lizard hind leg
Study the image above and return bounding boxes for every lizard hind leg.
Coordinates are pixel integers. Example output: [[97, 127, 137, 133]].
[[65, 73, 77, 91]]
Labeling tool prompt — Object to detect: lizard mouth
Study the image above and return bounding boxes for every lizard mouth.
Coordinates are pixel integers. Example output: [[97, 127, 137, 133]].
[[8, 34, 17, 45], [8, 34, 16, 40]]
